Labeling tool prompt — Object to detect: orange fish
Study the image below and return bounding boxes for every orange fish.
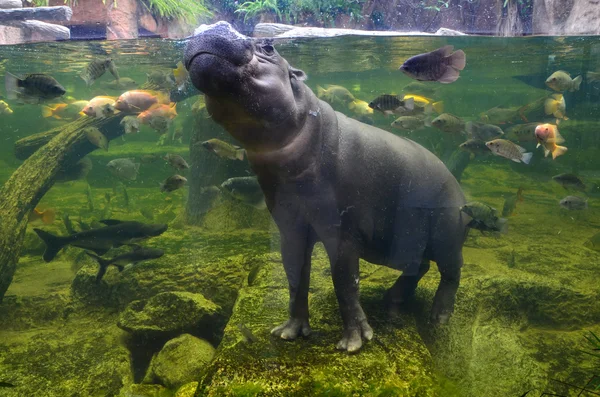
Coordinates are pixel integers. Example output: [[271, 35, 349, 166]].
[[114, 90, 170, 114], [137, 103, 177, 124], [82, 96, 117, 118], [534, 123, 567, 159], [28, 208, 55, 225]]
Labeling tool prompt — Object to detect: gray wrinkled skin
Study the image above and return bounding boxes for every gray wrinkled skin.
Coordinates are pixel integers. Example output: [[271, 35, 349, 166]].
[[185, 22, 469, 352]]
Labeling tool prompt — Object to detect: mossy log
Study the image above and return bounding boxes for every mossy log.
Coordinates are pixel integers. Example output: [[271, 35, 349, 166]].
[[0, 114, 124, 303]]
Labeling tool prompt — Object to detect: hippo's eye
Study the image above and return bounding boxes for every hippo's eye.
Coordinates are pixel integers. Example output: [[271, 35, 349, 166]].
[[263, 44, 274, 54]]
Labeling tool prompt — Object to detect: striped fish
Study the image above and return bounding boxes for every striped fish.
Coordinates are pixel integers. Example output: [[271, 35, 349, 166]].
[[80, 58, 119, 86]]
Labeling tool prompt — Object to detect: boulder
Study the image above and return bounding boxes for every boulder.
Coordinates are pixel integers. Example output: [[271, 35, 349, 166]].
[[196, 249, 439, 396], [0, 0, 22, 9], [176, 382, 199, 397], [106, 0, 138, 40], [147, 334, 215, 390], [533, 0, 600, 35], [117, 291, 221, 340]]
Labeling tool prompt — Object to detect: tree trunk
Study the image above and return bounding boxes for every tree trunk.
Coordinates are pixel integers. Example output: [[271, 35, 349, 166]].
[[0, 114, 124, 303]]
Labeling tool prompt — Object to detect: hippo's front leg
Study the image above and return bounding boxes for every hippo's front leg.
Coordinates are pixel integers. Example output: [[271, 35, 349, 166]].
[[271, 223, 316, 340], [326, 238, 373, 353]]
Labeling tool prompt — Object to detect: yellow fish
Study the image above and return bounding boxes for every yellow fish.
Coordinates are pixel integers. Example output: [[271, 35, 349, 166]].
[[348, 99, 373, 116], [402, 94, 444, 114], [172, 61, 189, 90], [544, 93, 568, 124]]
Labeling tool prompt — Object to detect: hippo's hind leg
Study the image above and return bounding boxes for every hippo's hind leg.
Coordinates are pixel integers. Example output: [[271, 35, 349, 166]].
[[384, 260, 431, 315], [429, 208, 467, 325], [270, 224, 316, 340]]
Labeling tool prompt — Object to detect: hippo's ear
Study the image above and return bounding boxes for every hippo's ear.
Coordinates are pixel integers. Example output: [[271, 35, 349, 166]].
[[289, 66, 307, 81]]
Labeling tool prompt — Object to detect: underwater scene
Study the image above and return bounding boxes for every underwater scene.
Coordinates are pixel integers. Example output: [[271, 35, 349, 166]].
[[0, 30, 599, 397]]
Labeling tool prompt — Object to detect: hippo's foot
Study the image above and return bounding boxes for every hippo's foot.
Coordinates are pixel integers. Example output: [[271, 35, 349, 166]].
[[271, 317, 311, 340], [336, 319, 373, 353]]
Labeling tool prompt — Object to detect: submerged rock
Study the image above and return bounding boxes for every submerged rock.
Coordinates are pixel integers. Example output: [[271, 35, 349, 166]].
[[117, 291, 221, 340], [197, 249, 438, 396], [175, 381, 199, 397], [146, 334, 214, 390]]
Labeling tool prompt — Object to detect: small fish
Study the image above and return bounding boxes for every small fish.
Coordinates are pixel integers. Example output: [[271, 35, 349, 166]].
[[459, 139, 489, 156], [149, 116, 172, 133], [465, 121, 504, 141], [82, 96, 117, 118], [105, 77, 137, 89], [460, 201, 508, 233], [5, 72, 66, 104], [401, 94, 444, 114], [391, 115, 429, 131], [202, 138, 246, 161], [316, 84, 355, 105], [505, 123, 539, 143], [56, 157, 92, 182], [140, 153, 161, 164], [534, 123, 567, 160], [163, 153, 189, 170], [0, 100, 13, 115], [544, 93, 568, 123], [431, 113, 465, 133], [545, 71, 582, 92], [80, 58, 118, 86], [399, 45, 466, 84], [120, 115, 140, 134], [584, 230, 600, 252], [107, 158, 140, 181], [486, 139, 533, 164], [559, 195, 587, 210], [552, 173, 586, 192], [34, 219, 167, 262], [238, 323, 258, 344], [140, 208, 154, 220], [160, 175, 187, 193], [43, 101, 88, 120], [144, 70, 176, 90], [28, 207, 56, 224], [114, 90, 169, 114], [368, 95, 414, 115], [220, 176, 266, 209], [86, 246, 164, 282], [502, 187, 524, 217], [479, 106, 520, 124], [173, 61, 189, 91], [347, 99, 374, 118], [84, 127, 109, 151], [84, 183, 94, 212], [138, 103, 177, 131]]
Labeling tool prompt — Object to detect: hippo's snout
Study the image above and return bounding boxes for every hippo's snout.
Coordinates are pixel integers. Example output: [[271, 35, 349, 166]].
[[185, 22, 254, 96]]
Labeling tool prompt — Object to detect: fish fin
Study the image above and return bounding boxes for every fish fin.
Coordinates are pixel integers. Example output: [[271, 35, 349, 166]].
[[403, 97, 415, 111], [433, 45, 454, 57], [571, 75, 582, 91], [99, 219, 124, 226], [552, 145, 567, 159], [465, 121, 475, 136], [236, 149, 246, 161], [383, 110, 394, 116], [4, 72, 21, 100], [424, 117, 432, 127], [438, 66, 460, 84], [516, 144, 527, 153], [33, 228, 67, 262], [553, 128, 565, 143], [432, 101, 444, 114], [41, 208, 56, 225], [521, 152, 533, 164], [42, 105, 54, 118], [511, 158, 521, 163], [316, 85, 325, 98], [543, 147, 550, 157], [448, 49, 466, 70]]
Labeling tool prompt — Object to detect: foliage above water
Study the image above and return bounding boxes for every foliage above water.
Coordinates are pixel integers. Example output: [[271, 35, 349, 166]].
[[233, 0, 365, 25], [139, 0, 212, 24]]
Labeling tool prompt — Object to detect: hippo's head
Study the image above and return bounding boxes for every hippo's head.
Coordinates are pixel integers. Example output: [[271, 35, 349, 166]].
[[184, 22, 312, 150]]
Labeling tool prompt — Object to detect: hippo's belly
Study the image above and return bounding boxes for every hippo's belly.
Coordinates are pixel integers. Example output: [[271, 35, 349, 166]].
[[328, 113, 467, 267]]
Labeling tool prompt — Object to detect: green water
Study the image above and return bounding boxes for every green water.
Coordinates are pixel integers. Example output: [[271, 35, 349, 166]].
[[0, 34, 599, 396]]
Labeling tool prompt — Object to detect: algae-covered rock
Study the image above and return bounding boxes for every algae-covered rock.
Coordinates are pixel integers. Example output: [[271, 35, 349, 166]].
[[118, 291, 221, 340], [119, 383, 172, 397], [197, 249, 437, 396], [147, 334, 215, 390]]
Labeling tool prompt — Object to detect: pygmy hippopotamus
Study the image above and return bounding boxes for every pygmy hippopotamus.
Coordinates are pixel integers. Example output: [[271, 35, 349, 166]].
[[184, 22, 469, 352]]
